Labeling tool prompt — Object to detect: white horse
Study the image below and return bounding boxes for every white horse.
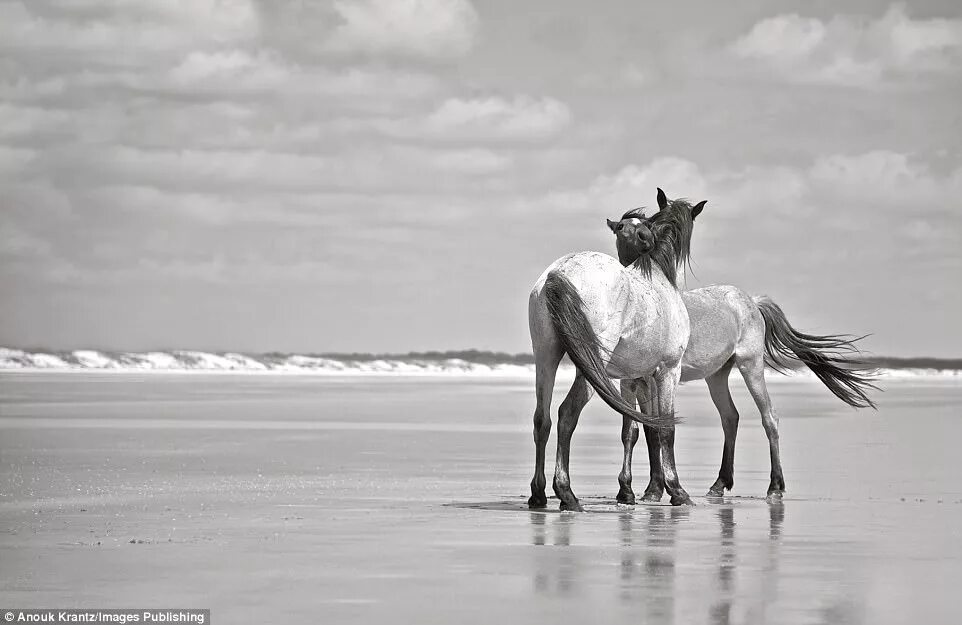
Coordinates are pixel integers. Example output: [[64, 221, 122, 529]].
[[608, 209, 877, 502], [527, 189, 706, 510]]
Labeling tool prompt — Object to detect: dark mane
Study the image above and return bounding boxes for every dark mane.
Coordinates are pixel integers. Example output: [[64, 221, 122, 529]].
[[621, 206, 647, 220], [630, 199, 695, 287]]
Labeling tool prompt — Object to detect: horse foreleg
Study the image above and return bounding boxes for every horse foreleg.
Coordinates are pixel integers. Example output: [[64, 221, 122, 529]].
[[616, 380, 641, 504], [737, 356, 786, 500], [633, 378, 665, 502], [706, 359, 739, 497], [654, 368, 693, 506], [553, 372, 591, 512]]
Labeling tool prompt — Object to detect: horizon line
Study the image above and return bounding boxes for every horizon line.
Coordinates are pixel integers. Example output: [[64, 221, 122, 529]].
[[1, 346, 961, 368]]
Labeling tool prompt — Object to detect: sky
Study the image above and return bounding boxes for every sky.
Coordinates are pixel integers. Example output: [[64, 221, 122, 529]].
[[1, 0, 960, 357]]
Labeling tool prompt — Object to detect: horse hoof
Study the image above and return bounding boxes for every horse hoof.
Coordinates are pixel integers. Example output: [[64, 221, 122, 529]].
[[527, 495, 548, 509], [670, 494, 695, 506], [766, 491, 784, 503], [707, 478, 732, 497], [640, 491, 663, 503], [616, 491, 636, 505], [560, 500, 584, 512]]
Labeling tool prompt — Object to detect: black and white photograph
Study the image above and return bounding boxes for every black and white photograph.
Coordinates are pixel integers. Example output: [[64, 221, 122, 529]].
[[1, 1, 961, 623]]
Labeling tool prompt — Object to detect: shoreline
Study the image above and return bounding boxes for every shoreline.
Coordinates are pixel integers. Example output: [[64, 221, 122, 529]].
[[1, 367, 960, 380]]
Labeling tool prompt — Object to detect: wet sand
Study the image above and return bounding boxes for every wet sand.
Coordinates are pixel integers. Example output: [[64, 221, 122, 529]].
[[1, 372, 961, 624]]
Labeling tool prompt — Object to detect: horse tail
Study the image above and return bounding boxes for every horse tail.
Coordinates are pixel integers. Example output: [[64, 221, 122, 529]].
[[543, 271, 677, 427], [753, 295, 878, 409]]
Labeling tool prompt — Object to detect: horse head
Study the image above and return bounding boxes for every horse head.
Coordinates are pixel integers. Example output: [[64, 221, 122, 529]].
[[607, 188, 707, 285], [607, 208, 654, 267]]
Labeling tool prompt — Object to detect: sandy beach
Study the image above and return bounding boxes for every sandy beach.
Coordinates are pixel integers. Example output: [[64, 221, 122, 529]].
[[1, 372, 960, 624]]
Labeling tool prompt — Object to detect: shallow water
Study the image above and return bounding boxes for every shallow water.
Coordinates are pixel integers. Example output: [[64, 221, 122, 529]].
[[1, 372, 960, 624]]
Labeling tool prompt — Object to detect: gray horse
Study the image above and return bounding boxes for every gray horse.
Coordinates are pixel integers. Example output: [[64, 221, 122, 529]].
[[608, 205, 877, 502], [527, 188, 706, 510]]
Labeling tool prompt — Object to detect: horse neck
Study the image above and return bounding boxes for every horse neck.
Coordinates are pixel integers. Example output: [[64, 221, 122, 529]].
[[653, 264, 675, 289], [630, 256, 681, 292]]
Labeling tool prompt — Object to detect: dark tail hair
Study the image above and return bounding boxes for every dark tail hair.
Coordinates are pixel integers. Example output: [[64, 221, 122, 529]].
[[543, 272, 677, 427], [753, 296, 878, 409]]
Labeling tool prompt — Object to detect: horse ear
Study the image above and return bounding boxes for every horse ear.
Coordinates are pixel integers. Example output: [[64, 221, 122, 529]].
[[656, 188, 668, 211], [607, 218, 619, 232], [692, 200, 707, 220]]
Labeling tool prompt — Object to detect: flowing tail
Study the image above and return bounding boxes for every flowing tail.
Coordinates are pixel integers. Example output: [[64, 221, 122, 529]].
[[543, 272, 677, 427], [753, 296, 878, 409]]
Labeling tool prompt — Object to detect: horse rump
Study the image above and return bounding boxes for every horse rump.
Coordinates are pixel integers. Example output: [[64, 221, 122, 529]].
[[543, 271, 677, 427]]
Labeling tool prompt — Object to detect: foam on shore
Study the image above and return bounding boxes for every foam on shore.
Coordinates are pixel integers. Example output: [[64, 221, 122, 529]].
[[1, 347, 959, 378]]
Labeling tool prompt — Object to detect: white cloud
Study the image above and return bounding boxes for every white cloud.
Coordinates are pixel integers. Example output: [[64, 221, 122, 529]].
[[732, 13, 826, 63], [533, 151, 959, 241], [0, 103, 73, 140], [886, 6, 962, 62], [809, 151, 962, 213], [590, 159, 708, 203], [427, 96, 570, 140], [0, 1, 259, 58], [169, 50, 274, 85], [326, 0, 479, 58], [422, 147, 511, 175], [167, 50, 439, 102], [543, 157, 711, 215], [377, 96, 572, 142], [31, 255, 360, 287], [0, 224, 52, 258], [29, 140, 514, 201], [730, 4, 962, 86]]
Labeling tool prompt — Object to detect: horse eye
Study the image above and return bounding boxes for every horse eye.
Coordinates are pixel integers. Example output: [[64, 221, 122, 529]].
[[616, 223, 624, 231]]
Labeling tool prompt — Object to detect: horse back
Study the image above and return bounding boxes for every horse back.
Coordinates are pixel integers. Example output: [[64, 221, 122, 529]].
[[680, 285, 764, 381]]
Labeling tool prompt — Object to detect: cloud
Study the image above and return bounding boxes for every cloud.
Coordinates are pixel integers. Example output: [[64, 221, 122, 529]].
[[732, 14, 826, 63], [809, 151, 962, 205], [166, 50, 441, 103], [425, 96, 570, 140], [584, 159, 710, 210], [0, 224, 52, 258], [730, 4, 962, 86], [526, 151, 959, 255], [32, 256, 363, 287], [0, 0, 259, 59], [540, 157, 713, 216], [325, 0, 480, 58], [32, 142, 512, 197], [376, 96, 572, 142]]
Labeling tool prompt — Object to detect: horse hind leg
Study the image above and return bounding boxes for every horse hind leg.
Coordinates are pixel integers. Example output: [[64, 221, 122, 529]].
[[528, 341, 563, 509], [706, 359, 739, 497], [552, 371, 592, 512], [737, 355, 786, 499], [616, 380, 641, 504], [652, 367, 693, 506]]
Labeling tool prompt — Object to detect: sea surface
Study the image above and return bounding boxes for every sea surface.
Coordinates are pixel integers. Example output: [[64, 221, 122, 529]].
[[1, 372, 960, 624]]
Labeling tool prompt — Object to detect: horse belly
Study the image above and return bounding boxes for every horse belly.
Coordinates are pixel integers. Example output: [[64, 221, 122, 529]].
[[679, 289, 740, 381]]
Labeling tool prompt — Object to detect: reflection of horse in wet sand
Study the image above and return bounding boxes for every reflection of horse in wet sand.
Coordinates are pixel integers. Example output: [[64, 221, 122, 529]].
[[527, 189, 707, 510], [608, 208, 878, 500], [620, 507, 685, 620], [526, 502, 785, 618]]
